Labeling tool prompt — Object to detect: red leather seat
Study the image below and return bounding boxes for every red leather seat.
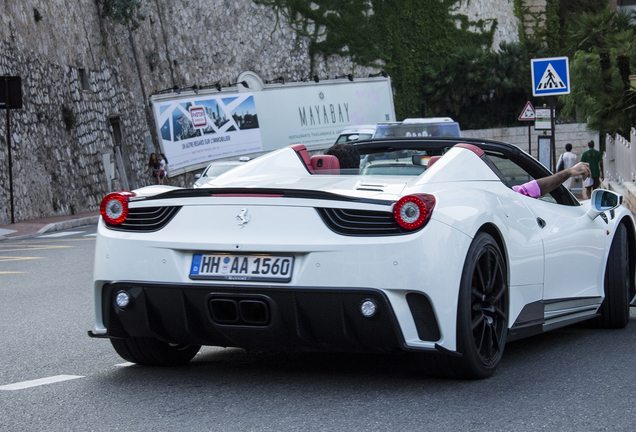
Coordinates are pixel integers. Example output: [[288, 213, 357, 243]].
[[289, 144, 313, 173], [310, 155, 340, 175]]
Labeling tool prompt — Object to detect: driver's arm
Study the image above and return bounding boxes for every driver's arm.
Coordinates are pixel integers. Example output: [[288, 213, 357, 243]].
[[513, 162, 591, 198]]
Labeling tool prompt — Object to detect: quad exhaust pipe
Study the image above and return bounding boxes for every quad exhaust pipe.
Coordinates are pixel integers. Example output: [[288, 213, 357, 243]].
[[209, 298, 270, 326]]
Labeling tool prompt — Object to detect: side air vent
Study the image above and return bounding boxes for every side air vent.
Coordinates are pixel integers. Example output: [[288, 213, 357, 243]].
[[406, 293, 441, 342], [316, 208, 406, 236], [105, 206, 181, 232]]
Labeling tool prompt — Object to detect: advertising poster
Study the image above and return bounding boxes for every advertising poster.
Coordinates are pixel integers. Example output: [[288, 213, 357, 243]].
[[152, 93, 262, 175]]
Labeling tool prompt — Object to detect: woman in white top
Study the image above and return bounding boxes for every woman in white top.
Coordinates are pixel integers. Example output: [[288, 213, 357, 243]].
[[159, 154, 169, 185]]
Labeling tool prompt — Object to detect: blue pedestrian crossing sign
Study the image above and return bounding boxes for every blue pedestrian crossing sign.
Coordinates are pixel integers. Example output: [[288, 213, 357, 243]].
[[531, 57, 570, 97]]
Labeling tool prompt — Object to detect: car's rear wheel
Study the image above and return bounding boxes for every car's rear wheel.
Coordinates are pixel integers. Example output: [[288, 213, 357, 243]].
[[111, 337, 201, 366], [451, 232, 508, 379], [597, 223, 631, 329]]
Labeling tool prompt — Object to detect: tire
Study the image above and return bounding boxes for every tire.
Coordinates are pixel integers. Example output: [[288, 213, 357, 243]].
[[449, 232, 508, 379], [111, 337, 201, 366], [597, 223, 631, 329]]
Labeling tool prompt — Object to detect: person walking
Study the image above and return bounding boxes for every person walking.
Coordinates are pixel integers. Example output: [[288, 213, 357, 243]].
[[580, 140, 604, 199], [148, 153, 160, 185], [557, 143, 578, 190], [159, 153, 169, 185]]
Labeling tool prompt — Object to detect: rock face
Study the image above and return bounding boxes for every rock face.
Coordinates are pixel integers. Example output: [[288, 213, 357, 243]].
[[0, 0, 521, 224]]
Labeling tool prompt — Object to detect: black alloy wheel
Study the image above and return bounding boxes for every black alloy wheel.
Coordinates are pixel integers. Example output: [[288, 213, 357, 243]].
[[597, 223, 632, 329], [453, 232, 508, 379]]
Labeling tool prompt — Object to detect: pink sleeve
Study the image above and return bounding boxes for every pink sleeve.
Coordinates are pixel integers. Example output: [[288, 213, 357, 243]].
[[512, 180, 541, 198]]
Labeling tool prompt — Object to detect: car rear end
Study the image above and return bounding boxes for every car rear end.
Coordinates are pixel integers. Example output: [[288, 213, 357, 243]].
[[92, 187, 468, 356]]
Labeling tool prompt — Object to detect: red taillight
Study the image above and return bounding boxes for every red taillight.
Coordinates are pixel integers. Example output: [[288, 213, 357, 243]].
[[393, 194, 436, 230], [100, 192, 135, 225]]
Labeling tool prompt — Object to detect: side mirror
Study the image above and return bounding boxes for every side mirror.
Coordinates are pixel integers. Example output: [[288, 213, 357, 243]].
[[412, 155, 428, 166], [195, 173, 202, 179], [587, 189, 623, 220]]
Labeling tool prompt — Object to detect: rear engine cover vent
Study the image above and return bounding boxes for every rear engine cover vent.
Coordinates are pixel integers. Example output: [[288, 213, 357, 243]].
[[356, 183, 387, 192]]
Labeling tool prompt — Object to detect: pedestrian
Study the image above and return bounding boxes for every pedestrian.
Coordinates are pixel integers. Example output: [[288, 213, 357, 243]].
[[148, 153, 160, 185], [580, 140, 604, 199], [556, 143, 578, 190], [159, 153, 169, 185]]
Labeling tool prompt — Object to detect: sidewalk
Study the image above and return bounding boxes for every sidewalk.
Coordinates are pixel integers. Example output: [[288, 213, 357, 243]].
[[0, 211, 100, 240]]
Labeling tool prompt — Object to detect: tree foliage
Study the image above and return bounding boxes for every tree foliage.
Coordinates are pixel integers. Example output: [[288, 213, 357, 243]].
[[255, 1, 636, 132], [375, 0, 496, 120], [422, 39, 550, 129], [560, 9, 636, 137], [100, 0, 146, 30], [256, 0, 496, 120], [255, 0, 381, 73], [557, 0, 610, 53]]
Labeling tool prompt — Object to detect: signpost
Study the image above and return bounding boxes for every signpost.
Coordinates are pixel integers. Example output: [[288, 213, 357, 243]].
[[531, 57, 571, 171], [535, 108, 552, 130], [518, 101, 535, 155], [1, 76, 23, 224]]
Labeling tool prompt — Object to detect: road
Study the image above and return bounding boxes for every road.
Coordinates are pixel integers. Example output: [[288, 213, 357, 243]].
[[1, 226, 636, 431]]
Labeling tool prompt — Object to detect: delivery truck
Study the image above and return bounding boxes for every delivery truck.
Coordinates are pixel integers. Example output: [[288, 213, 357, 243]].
[[150, 71, 395, 176]]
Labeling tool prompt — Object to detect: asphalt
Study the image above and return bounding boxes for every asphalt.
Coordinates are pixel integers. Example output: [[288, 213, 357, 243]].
[[0, 211, 100, 240]]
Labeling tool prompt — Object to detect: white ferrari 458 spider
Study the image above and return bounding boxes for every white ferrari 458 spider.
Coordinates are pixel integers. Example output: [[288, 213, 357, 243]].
[[89, 137, 635, 379]]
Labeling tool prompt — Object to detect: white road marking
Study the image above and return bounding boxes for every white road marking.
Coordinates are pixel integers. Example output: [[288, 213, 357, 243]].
[[114, 362, 136, 367], [0, 375, 84, 391], [37, 231, 84, 238], [84, 233, 97, 237]]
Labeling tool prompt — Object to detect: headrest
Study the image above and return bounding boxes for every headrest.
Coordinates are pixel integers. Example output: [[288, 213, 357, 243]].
[[311, 155, 340, 175], [427, 156, 441, 168], [289, 144, 313, 173]]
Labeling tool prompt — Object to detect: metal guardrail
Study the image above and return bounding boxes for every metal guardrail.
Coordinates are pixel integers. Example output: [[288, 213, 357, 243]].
[[604, 128, 636, 183]]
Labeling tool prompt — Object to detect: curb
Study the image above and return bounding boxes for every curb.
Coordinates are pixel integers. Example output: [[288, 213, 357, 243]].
[[0, 215, 100, 241], [37, 216, 101, 234]]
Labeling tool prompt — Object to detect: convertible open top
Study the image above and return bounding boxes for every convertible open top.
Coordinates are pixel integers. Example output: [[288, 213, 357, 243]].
[[90, 136, 635, 379]]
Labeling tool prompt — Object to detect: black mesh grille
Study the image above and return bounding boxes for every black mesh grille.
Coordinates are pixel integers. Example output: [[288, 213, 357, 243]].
[[316, 208, 407, 236], [106, 206, 181, 232]]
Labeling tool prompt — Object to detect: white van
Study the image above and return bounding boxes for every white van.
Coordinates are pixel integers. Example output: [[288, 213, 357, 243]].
[[335, 117, 460, 144], [334, 125, 377, 144]]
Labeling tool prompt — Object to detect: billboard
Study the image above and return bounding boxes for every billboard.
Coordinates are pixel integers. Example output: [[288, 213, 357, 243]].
[[150, 74, 394, 175], [151, 93, 262, 175]]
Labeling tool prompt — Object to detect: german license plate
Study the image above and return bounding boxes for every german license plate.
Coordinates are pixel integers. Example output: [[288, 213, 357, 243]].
[[189, 254, 294, 282]]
